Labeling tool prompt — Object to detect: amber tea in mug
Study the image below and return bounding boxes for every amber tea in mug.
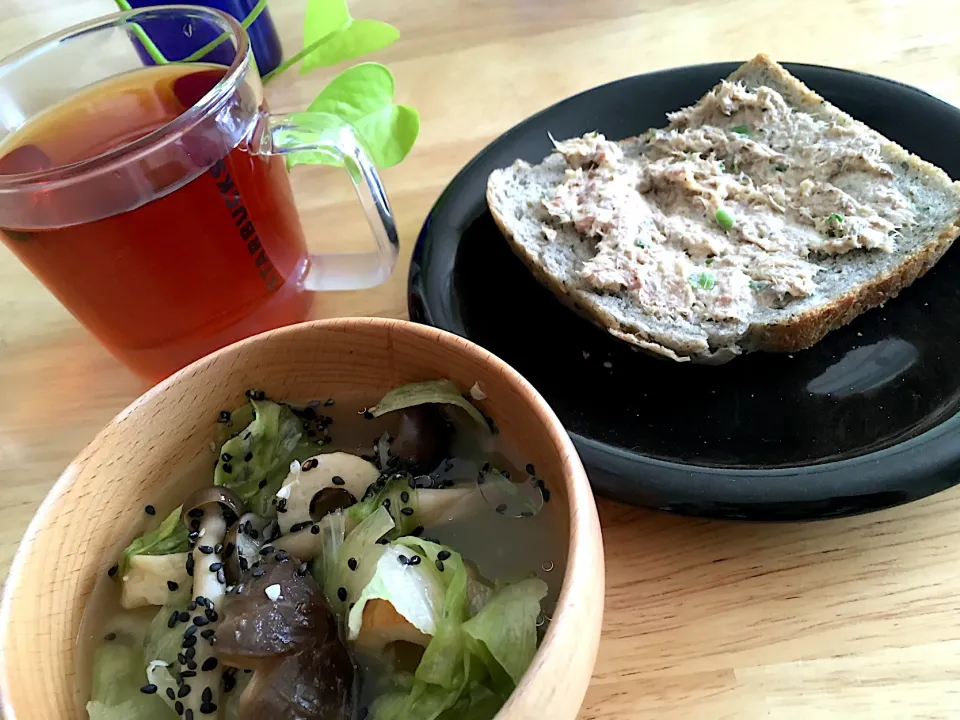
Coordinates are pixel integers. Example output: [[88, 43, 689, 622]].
[[0, 7, 398, 381]]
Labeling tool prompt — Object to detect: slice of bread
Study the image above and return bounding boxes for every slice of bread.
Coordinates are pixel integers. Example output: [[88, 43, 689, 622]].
[[486, 54, 960, 363]]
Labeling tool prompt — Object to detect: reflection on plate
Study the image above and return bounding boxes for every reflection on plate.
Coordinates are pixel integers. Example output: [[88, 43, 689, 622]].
[[409, 61, 960, 520]]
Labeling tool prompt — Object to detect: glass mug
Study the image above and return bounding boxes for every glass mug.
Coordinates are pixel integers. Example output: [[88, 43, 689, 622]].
[[0, 6, 398, 381]]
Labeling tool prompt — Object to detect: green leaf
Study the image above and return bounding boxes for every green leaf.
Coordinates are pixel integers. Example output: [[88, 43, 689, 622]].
[[118, 506, 189, 577], [303, 0, 351, 45], [370, 379, 489, 434], [144, 605, 186, 667], [86, 634, 176, 719], [287, 63, 420, 170], [347, 473, 422, 539], [730, 124, 751, 136], [462, 578, 548, 690], [214, 399, 303, 503], [302, 19, 400, 73]]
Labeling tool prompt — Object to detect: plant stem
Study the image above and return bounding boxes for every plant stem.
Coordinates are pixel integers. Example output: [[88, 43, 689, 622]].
[[182, 0, 270, 63], [113, 0, 169, 66], [261, 25, 343, 84]]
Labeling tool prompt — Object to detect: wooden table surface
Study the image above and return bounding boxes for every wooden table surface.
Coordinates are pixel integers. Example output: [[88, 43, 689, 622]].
[[3, 0, 960, 717]]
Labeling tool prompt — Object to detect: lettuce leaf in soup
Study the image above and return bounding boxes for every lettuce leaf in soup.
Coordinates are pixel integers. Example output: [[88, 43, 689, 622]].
[[462, 578, 548, 692], [86, 635, 175, 720], [214, 398, 304, 503], [118, 506, 189, 576]]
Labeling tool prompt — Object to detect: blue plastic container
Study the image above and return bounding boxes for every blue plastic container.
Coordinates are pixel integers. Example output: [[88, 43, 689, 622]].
[[126, 0, 283, 77]]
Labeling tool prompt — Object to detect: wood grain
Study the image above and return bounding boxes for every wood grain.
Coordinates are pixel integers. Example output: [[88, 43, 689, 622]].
[[0, 318, 604, 719], [1, 0, 960, 717]]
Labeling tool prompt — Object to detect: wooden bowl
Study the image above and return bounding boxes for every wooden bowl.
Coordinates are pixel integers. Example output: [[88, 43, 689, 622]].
[[0, 318, 604, 719]]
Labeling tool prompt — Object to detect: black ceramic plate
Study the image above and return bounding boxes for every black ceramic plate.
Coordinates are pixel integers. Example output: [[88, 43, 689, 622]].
[[409, 61, 960, 521]]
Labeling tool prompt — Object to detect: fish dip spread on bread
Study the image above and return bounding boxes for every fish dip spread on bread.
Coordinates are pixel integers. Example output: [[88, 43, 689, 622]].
[[544, 84, 912, 327]]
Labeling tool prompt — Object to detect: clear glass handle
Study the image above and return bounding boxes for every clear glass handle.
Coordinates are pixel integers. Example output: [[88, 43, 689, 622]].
[[251, 112, 399, 291]]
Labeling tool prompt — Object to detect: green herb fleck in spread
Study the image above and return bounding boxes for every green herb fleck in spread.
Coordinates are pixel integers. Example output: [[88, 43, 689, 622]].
[[690, 272, 716, 291]]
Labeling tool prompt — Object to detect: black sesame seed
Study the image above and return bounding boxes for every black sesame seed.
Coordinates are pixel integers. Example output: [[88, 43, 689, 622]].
[[221, 453, 232, 463], [177, 684, 191, 698], [238, 557, 249, 571], [186, 661, 197, 671], [178, 611, 191, 622], [188, 508, 204, 518], [206, 609, 218, 622], [520, 510, 534, 518], [541, 487, 551, 503], [332, 475, 345, 486], [168, 611, 180, 628], [185, 710, 194, 720], [177, 653, 187, 666], [400, 491, 410, 503], [222, 674, 236, 693], [259, 546, 275, 556], [185, 646, 197, 661], [275, 551, 289, 563], [144, 504, 156, 516], [216, 568, 226, 584], [200, 702, 217, 715], [408, 555, 421, 566], [167, 580, 179, 592], [244, 451, 253, 462], [209, 562, 223, 572], [188, 600, 197, 611], [400, 507, 414, 516], [188, 530, 200, 541], [193, 616, 209, 627], [526, 463, 536, 475], [218, 410, 231, 422], [184, 626, 198, 640], [108, 564, 119, 578], [347, 557, 358, 571], [166, 687, 176, 700], [411, 525, 425, 537], [175, 701, 184, 715], [376, 538, 390, 545], [496, 503, 507, 514], [337, 587, 347, 602], [310, 524, 320, 535], [182, 635, 197, 649], [252, 568, 265, 578], [104, 632, 117, 641], [435, 559, 445, 572], [258, 479, 268, 489], [201, 686, 212, 703], [200, 629, 215, 639], [277, 499, 287, 513], [222, 463, 233, 474], [198, 545, 214, 555], [397, 554, 409, 565], [437, 550, 451, 561]]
